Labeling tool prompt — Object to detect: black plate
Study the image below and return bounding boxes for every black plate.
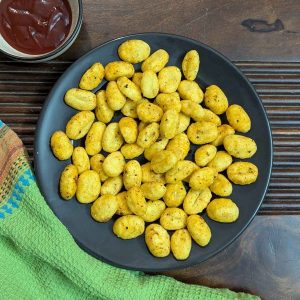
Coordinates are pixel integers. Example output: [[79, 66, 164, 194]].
[[34, 33, 272, 271]]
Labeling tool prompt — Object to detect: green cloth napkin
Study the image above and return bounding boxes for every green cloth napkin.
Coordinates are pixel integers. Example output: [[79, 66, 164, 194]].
[[0, 120, 259, 300]]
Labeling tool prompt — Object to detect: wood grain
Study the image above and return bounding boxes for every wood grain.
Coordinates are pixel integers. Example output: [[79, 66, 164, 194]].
[[162, 215, 300, 300], [2, 0, 300, 61]]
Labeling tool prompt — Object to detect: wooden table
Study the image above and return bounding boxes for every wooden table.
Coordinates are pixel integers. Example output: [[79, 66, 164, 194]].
[[1, 1, 300, 299]]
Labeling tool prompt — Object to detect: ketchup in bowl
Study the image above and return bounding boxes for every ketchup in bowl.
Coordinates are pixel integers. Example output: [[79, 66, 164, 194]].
[[0, 0, 72, 55]]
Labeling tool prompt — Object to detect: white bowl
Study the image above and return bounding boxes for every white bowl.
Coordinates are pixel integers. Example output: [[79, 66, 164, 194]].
[[0, 0, 83, 62]]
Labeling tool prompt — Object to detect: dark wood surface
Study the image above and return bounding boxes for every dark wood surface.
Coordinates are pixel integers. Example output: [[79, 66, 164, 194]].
[[1, 1, 300, 299]]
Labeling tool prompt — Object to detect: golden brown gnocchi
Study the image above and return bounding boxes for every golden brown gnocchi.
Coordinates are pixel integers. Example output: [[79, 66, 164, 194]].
[[123, 160, 142, 190], [118, 39, 151, 63], [72, 146, 90, 174], [187, 215, 211, 247], [207, 198, 239, 223], [163, 182, 186, 207], [140, 70, 159, 99], [95, 90, 114, 123], [183, 188, 212, 215], [158, 66, 181, 93], [113, 215, 145, 239], [59, 164, 78, 200], [50, 131, 73, 160], [102, 123, 124, 153], [171, 229, 192, 260], [178, 80, 203, 103], [79, 62, 105, 90], [182, 50, 200, 81], [204, 85, 228, 115], [85, 121, 106, 156], [119, 117, 138, 144], [106, 81, 126, 111], [141, 49, 169, 73], [105, 61, 135, 81], [102, 151, 125, 177], [65, 88, 96, 111], [150, 150, 177, 174], [160, 207, 187, 230], [91, 195, 118, 222], [227, 162, 258, 185], [145, 224, 170, 257], [194, 144, 217, 167], [187, 121, 218, 145], [226, 104, 251, 133]]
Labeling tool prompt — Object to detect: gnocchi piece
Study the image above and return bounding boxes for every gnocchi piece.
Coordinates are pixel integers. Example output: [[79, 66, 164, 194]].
[[91, 194, 118, 222], [141, 49, 169, 73], [119, 117, 138, 144], [59, 164, 78, 200], [102, 123, 124, 153], [132, 72, 143, 87], [76, 170, 101, 203], [140, 70, 159, 98], [194, 145, 217, 167], [50, 131, 73, 160], [180, 100, 204, 121], [118, 39, 151, 63], [137, 102, 163, 123], [166, 133, 190, 161], [95, 90, 114, 123], [207, 198, 239, 223], [187, 121, 218, 145], [210, 174, 232, 197], [85, 121, 106, 156], [141, 182, 166, 200], [79, 62, 105, 90], [100, 175, 123, 195], [183, 188, 212, 215], [106, 81, 126, 111], [145, 224, 170, 257], [144, 138, 169, 161], [223, 134, 257, 159], [178, 80, 203, 103], [102, 151, 125, 177], [123, 160, 142, 190], [116, 192, 132, 215], [226, 104, 251, 133], [104, 61, 135, 81], [202, 108, 221, 126], [150, 150, 177, 173], [171, 229, 192, 260], [163, 182, 186, 207], [72, 147, 90, 174], [117, 76, 142, 102], [141, 200, 166, 222], [64, 88, 96, 111], [187, 215, 211, 247], [113, 215, 145, 239], [160, 207, 187, 230], [211, 124, 235, 147], [121, 99, 138, 118], [176, 113, 191, 134], [121, 143, 144, 159], [208, 151, 233, 172], [90, 154, 108, 182], [182, 50, 200, 81], [227, 162, 258, 185], [66, 111, 95, 140], [189, 167, 216, 190], [160, 109, 179, 139], [155, 92, 181, 113], [126, 186, 147, 216], [137, 122, 160, 148], [165, 160, 197, 183], [204, 85, 228, 115], [141, 163, 166, 184], [158, 66, 181, 93]]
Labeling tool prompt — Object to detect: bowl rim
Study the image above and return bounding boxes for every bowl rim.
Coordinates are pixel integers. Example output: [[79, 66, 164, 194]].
[[34, 32, 273, 271], [0, 0, 83, 62]]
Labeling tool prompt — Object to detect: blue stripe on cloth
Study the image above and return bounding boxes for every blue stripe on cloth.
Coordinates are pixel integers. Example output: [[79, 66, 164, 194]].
[[0, 120, 4, 128], [0, 169, 35, 220]]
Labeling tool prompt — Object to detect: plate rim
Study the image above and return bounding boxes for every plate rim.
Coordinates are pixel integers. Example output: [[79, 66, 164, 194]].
[[34, 32, 273, 271]]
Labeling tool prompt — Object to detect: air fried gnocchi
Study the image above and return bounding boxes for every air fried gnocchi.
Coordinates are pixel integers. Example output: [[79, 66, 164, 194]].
[[59, 164, 78, 200], [79, 62, 105, 90], [65, 88, 96, 111], [52, 41, 260, 261], [66, 111, 95, 140], [50, 131, 73, 160]]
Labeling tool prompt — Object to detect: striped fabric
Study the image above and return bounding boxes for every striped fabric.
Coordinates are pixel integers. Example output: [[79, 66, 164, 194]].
[[0, 121, 34, 219]]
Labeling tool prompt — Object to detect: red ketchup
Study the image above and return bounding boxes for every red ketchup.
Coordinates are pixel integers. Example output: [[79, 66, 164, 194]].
[[0, 0, 72, 55]]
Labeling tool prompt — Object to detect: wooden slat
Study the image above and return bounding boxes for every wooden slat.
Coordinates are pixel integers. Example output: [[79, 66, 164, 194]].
[[0, 60, 299, 215]]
